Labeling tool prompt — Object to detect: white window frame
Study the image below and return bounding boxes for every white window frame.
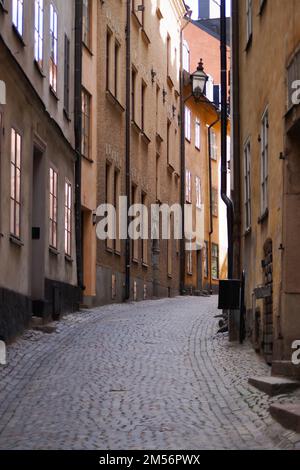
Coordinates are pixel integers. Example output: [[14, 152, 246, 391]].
[[195, 118, 201, 150], [49, 167, 58, 249], [10, 128, 22, 239], [185, 106, 191, 142], [261, 108, 269, 215], [186, 169, 192, 204], [246, 0, 253, 44], [50, 3, 58, 92], [34, 0, 44, 68], [244, 138, 251, 230], [182, 40, 190, 72], [64, 179, 72, 257], [196, 176, 202, 209], [12, 0, 24, 36], [210, 129, 218, 160], [187, 249, 193, 275]]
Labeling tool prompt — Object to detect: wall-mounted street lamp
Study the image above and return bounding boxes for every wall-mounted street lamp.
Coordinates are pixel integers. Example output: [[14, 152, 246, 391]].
[[191, 59, 208, 102]]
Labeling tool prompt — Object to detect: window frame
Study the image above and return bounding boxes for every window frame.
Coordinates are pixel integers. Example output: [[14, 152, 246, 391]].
[[34, 0, 44, 68], [185, 106, 191, 142], [10, 128, 22, 239], [195, 118, 201, 150], [49, 166, 58, 249], [81, 87, 91, 160], [49, 3, 58, 93], [211, 243, 219, 281], [64, 179, 72, 257], [12, 0, 24, 37], [82, 0, 91, 49], [244, 138, 251, 231], [261, 108, 269, 216]]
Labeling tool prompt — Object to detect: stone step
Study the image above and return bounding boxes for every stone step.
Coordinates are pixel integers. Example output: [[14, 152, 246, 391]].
[[272, 361, 300, 380], [270, 404, 300, 433], [248, 376, 300, 396]]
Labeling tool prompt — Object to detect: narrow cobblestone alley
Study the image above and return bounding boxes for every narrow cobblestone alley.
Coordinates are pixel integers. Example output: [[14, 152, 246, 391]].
[[0, 296, 300, 450]]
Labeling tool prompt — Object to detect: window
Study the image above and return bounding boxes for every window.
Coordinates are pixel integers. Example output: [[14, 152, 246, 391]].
[[195, 118, 201, 150], [261, 109, 269, 214], [185, 106, 191, 142], [114, 169, 121, 253], [246, 0, 253, 44], [211, 244, 219, 280], [49, 4, 58, 92], [49, 167, 58, 248], [182, 40, 190, 72], [64, 180, 72, 256], [205, 75, 214, 102], [141, 193, 148, 265], [196, 176, 202, 209], [10, 129, 22, 238], [244, 139, 251, 230], [12, 0, 23, 36], [187, 250, 193, 275], [259, 0, 267, 14], [64, 35, 70, 115], [167, 214, 173, 277], [186, 169, 192, 204], [131, 68, 136, 121], [167, 35, 171, 78], [204, 241, 209, 278], [106, 163, 113, 251], [167, 119, 171, 165], [82, 0, 91, 48], [212, 188, 218, 217], [114, 41, 120, 98], [131, 185, 139, 261], [210, 130, 218, 160], [141, 81, 146, 131], [81, 88, 91, 159], [106, 30, 111, 91], [34, 0, 44, 68]]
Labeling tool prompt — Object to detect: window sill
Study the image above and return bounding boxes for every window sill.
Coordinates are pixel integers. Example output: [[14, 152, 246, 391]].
[[244, 227, 252, 237], [259, 0, 267, 15], [156, 132, 164, 144], [131, 120, 142, 135], [132, 258, 139, 265], [245, 34, 253, 53], [12, 24, 26, 47], [141, 29, 151, 46], [0, 2, 8, 13], [82, 41, 93, 56], [49, 86, 59, 102], [106, 90, 125, 113], [258, 208, 269, 225], [49, 246, 59, 256], [167, 75, 174, 89], [132, 11, 143, 29], [195, 145, 201, 152], [168, 274, 173, 279], [10, 235, 24, 247], [185, 137, 191, 143], [156, 6, 163, 19], [142, 262, 149, 269], [65, 255, 73, 263], [34, 60, 45, 78], [167, 163, 175, 174], [63, 109, 71, 122], [141, 131, 151, 145], [82, 154, 94, 164]]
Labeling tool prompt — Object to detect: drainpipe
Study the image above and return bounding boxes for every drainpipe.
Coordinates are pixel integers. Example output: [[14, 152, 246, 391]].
[[74, 0, 84, 292], [125, 0, 131, 301], [208, 116, 220, 295], [220, 0, 234, 279], [232, 0, 241, 278]]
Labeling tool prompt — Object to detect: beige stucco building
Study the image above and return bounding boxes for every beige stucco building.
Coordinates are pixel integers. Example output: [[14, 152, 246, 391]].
[[0, 0, 80, 340], [232, 0, 300, 374]]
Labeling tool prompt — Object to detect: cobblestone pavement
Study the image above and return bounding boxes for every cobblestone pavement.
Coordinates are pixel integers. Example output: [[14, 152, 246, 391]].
[[0, 296, 300, 450]]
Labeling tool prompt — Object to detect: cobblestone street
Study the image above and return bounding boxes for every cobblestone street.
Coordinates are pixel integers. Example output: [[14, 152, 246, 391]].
[[0, 296, 300, 450]]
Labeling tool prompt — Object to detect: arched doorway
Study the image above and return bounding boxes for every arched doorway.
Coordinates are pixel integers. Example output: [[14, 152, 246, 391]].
[[263, 239, 273, 365]]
